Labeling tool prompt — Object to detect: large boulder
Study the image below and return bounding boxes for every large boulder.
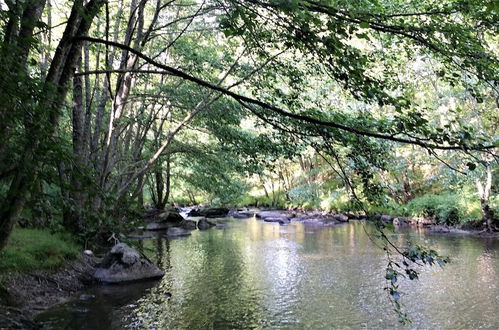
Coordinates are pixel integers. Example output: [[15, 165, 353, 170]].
[[197, 218, 216, 230], [165, 227, 191, 237], [94, 243, 164, 284], [188, 207, 229, 218]]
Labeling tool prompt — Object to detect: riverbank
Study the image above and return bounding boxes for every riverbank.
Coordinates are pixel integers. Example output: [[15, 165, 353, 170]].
[[0, 254, 99, 329], [231, 206, 499, 238]]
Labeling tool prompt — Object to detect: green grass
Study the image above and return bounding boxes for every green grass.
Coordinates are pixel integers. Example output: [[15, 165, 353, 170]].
[[0, 228, 80, 273]]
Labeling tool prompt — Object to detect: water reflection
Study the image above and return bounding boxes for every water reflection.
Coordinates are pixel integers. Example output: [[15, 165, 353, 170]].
[[38, 220, 499, 329]]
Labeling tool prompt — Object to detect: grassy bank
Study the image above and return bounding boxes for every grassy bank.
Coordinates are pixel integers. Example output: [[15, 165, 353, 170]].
[[0, 228, 80, 273]]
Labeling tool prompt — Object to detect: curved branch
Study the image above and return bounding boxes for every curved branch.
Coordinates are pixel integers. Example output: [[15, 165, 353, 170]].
[[76, 36, 496, 152]]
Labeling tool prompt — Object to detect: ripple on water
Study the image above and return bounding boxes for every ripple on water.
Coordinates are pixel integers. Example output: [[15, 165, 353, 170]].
[[37, 220, 499, 329]]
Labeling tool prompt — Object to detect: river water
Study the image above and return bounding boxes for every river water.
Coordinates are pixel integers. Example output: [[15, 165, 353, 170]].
[[37, 217, 499, 329]]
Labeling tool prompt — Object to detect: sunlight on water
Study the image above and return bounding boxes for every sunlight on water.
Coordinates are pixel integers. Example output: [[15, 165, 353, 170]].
[[38, 219, 499, 329]]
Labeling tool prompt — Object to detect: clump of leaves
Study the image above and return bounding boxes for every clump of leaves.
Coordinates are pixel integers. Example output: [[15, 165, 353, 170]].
[[384, 244, 450, 324]]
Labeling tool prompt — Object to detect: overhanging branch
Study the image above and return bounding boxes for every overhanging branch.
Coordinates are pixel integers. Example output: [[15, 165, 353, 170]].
[[76, 36, 496, 152]]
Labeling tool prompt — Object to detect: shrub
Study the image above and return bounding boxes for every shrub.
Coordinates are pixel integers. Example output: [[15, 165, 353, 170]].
[[407, 192, 482, 225]]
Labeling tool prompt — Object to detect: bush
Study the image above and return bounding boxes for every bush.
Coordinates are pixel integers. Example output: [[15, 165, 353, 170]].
[[407, 192, 482, 225], [0, 228, 80, 273]]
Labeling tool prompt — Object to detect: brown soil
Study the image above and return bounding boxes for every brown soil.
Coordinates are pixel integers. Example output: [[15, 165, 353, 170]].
[[0, 254, 99, 329]]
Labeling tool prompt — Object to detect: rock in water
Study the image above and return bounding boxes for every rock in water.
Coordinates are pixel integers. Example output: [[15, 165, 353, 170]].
[[197, 218, 216, 230], [146, 211, 185, 230], [157, 211, 184, 223], [332, 214, 349, 222], [179, 220, 197, 230], [165, 227, 192, 237], [94, 243, 164, 283], [188, 207, 229, 218]]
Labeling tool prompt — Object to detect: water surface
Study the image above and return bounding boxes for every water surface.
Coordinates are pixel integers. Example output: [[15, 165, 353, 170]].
[[37, 218, 499, 329]]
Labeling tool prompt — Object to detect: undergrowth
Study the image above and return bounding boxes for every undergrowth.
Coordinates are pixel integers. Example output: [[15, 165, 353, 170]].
[[0, 228, 80, 273]]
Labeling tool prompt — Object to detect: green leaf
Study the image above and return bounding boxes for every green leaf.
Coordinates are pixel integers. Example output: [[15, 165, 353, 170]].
[[359, 22, 370, 29]]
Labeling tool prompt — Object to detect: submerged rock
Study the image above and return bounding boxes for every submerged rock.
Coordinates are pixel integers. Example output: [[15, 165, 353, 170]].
[[197, 218, 216, 230], [165, 227, 191, 237], [94, 243, 164, 284]]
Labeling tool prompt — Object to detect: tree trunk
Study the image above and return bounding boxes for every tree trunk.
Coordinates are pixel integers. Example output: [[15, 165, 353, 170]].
[[476, 165, 495, 232], [0, 0, 104, 251]]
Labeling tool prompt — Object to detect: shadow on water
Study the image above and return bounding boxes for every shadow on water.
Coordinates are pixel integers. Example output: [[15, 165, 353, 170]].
[[35, 280, 160, 329], [37, 219, 499, 329]]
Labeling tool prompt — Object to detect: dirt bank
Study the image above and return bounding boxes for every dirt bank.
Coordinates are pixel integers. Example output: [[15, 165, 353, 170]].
[[0, 254, 99, 329]]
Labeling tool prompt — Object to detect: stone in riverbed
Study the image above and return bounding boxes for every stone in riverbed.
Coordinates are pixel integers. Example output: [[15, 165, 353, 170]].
[[146, 211, 185, 230], [179, 220, 197, 230], [332, 213, 349, 222], [157, 211, 184, 223], [197, 218, 216, 230], [231, 211, 254, 219], [166, 227, 191, 237], [94, 243, 164, 284], [263, 217, 290, 225], [188, 207, 229, 218], [393, 217, 408, 226], [146, 222, 168, 231], [380, 214, 392, 223]]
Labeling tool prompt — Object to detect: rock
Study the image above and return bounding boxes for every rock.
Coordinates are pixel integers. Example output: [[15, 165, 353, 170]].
[[256, 211, 292, 220], [188, 207, 229, 218], [416, 218, 434, 227], [263, 217, 290, 225], [146, 222, 169, 231], [83, 250, 93, 256], [380, 215, 392, 223], [393, 217, 408, 226], [146, 211, 185, 231], [179, 220, 197, 230], [157, 211, 184, 223], [165, 227, 192, 237], [94, 243, 164, 283], [79, 294, 95, 301], [197, 218, 216, 230], [332, 213, 349, 222], [429, 225, 450, 233], [231, 211, 254, 219]]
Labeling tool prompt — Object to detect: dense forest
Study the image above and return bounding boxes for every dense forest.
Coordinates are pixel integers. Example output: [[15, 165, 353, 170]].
[[0, 0, 498, 327]]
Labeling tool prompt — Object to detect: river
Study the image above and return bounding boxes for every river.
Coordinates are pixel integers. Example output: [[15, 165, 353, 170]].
[[37, 217, 499, 329]]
